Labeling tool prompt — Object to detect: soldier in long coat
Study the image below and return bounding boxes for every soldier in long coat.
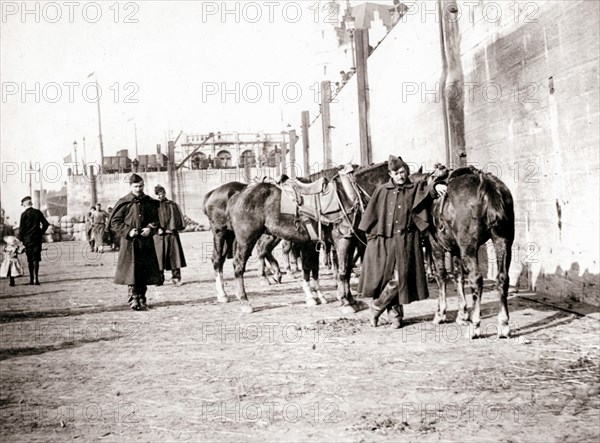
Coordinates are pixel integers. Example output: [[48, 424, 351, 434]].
[[153, 185, 187, 286], [109, 174, 162, 310], [91, 203, 109, 252], [358, 155, 447, 328]]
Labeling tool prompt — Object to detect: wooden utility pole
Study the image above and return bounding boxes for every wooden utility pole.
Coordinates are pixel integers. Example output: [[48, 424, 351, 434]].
[[89, 165, 97, 205], [289, 129, 297, 178], [321, 81, 333, 169], [168, 140, 176, 200], [280, 131, 287, 176], [301, 111, 310, 176], [439, 0, 466, 168], [355, 28, 372, 166]]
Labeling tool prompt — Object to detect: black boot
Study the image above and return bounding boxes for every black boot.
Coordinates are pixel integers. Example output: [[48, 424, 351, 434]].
[[369, 280, 399, 327], [387, 305, 404, 329], [128, 286, 140, 310], [138, 285, 148, 310], [34, 261, 40, 285], [28, 262, 34, 285]]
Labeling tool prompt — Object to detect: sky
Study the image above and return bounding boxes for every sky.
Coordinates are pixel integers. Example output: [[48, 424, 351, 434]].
[[0, 0, 364, 222]]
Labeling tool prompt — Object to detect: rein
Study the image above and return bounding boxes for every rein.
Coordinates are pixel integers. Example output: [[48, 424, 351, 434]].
[[334, 174, 368, 246]]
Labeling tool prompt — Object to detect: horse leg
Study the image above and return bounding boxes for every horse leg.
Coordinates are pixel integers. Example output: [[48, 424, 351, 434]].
[[264, 249, 282, 284], [300, 244, 320, 306], [310, 244, 329, 305], [257, 235, 282, 285], [431, 246, 448, 324], [493, 235, 512, 338], [330, 244, 339, 287], [293, 244, 302, 272], [455, 256, 469, 326], [233, 238, 258, 314], [332, 237, 354, 313], [344, 239, 358, 306], [281, 240, 295, 276], [213, 231, 230, 303], [462, 249, 483, 339], [323, 242, 332, 270]]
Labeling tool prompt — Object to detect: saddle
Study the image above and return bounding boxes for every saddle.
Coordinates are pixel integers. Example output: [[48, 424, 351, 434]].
[[280, 176, 349, 243], [280, 177, 327, 205]]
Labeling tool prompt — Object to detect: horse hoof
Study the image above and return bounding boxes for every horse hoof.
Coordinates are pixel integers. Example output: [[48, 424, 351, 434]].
[[317, 295, 329, 305], [432, 313, 446, 324], [259, 277, 270, 286], [305, 298, 318, 307], [340, 304, 358, 315], [275, 275, 283, 284], [498, 324, 510, 339], [240, 303, 254, 314], [456, 318, 469, 326], [467, 324, 481, 339], [217, 295, 229, 304]]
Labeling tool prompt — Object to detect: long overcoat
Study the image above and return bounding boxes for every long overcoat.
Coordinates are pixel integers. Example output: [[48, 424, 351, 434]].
[[358, 178, 436, 305], [91, 210, 109, 246], [109, 193, 162, 286], [153, 198, 187, 271]]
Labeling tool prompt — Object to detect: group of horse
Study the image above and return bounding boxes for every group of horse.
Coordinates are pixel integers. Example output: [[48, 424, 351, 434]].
[[202, 159, 515, 339]]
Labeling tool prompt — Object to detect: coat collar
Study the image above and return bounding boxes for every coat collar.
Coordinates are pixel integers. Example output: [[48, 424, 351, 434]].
[[384, 178, 414, 189]]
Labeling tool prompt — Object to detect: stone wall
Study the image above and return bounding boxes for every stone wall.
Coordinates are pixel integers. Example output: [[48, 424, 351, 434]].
[[66, 167, 280, 227], [306, 0, 599, 305]]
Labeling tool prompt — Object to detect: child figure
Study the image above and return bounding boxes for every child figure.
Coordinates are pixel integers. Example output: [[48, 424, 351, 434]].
[[1, 236, 25, 287]]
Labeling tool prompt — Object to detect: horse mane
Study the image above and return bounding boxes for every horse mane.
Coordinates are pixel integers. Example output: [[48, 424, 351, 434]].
[[297, 165, 347, 183], [353, 161, 387, 178], [449, 165, 477, 180]]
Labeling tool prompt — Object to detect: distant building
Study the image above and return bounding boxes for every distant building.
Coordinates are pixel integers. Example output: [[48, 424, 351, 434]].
[[180, 132, 289, 170]]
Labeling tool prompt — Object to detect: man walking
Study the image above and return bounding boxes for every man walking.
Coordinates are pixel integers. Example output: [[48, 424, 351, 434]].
[[153, 185, 187, 286], [18, 196, 50, 285], [109, 174, 162, 310]]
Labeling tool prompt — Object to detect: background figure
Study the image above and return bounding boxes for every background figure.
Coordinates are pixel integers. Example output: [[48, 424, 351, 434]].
[[18, 196, 49, 285], [91, 203, 109, 253], [109, 174, 162, 310], [153, 185, 186, 286], [0, 235, 25, 287], [85, 206, 96, 250]]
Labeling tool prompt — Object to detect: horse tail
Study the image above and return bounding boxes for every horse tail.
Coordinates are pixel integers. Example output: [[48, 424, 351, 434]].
[[477, 172, 507, 228]]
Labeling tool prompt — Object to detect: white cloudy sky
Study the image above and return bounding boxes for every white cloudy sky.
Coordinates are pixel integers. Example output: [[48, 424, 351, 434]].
[[1, 0, 360, 220]]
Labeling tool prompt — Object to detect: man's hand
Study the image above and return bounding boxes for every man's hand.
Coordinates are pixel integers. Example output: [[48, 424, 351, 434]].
[[435, 184, 448, 197], [129, 228, 138, 238], [140, 227, 152, 237], [157, 228, 164, 235]]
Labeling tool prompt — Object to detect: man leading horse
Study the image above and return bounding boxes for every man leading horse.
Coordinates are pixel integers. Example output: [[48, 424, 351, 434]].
[[359, 155, 447, 329]]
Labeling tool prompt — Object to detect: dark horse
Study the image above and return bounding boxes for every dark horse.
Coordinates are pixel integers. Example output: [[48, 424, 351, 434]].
[[203, 181, 283, 303], [226, 162, 391, 313], [411, 166, 515, 338]]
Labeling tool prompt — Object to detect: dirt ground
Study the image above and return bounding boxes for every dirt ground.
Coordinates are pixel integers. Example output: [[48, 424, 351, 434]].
[[1, 231, 599, 442]]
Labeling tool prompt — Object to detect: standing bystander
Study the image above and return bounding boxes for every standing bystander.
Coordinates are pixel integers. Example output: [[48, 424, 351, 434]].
[[153, 185, 187, 286], [18, 196, 50, 285]]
